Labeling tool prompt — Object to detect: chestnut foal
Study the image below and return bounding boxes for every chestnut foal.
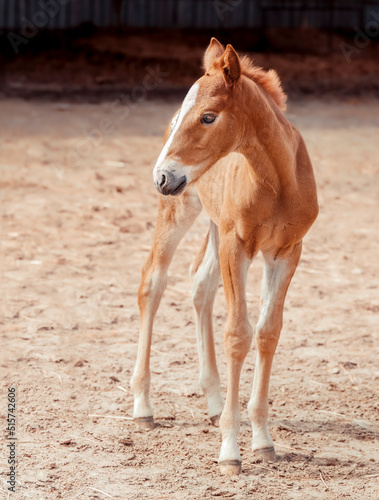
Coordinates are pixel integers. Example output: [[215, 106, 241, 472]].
[[131, 38, 318, 475]]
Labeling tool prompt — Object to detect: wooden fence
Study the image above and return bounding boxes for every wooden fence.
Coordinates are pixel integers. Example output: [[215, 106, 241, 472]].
[[0, 0, 378, 32]]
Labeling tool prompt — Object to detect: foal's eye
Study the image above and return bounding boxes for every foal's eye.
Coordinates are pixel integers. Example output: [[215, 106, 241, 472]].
[[201, 114, 217, 125]]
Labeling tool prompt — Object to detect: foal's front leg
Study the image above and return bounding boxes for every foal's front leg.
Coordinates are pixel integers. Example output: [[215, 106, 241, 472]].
[[130, 189, 202, 429], [218, 231, 253, 475], [248, 242, 302, 460]]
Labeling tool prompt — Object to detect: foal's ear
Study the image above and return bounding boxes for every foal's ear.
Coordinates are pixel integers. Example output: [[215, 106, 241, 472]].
[[203, 37, 224, 73], [221, 44, 241, 88]]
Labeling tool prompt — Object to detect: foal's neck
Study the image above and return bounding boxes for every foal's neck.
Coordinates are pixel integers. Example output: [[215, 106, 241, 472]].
[[239, 81, 298, 199]]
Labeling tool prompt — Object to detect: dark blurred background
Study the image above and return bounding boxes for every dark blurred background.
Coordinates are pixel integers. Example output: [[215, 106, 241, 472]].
[[1, 0, 379, 100]]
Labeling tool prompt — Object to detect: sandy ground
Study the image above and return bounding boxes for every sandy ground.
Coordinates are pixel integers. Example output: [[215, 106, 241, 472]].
[[0, 96, 378, 500]]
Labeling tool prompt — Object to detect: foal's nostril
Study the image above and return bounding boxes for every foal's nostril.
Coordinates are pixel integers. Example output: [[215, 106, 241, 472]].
[[159, 174, 166, 188]]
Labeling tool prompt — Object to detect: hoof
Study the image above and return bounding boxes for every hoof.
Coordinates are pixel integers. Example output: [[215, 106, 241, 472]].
[[134, 416, 155, 431], [219, 460, 242, 476], [210, 414, 221, 427], [253, 446, 277, 462]]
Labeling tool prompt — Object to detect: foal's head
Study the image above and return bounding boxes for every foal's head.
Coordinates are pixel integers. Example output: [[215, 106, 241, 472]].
[[153, 38, 286, 196]]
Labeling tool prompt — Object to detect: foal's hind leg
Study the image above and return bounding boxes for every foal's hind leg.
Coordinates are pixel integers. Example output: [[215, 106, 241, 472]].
[[130, 188, 202, 429], [248, 242, 302, 461], [191, 221, 224, 425]]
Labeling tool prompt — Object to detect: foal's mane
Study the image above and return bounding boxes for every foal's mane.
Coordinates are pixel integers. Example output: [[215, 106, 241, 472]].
[[239, 55, 287, 111]]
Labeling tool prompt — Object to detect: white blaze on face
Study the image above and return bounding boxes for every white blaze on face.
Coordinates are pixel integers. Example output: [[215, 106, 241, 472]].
[[153, 82, 199, 185]]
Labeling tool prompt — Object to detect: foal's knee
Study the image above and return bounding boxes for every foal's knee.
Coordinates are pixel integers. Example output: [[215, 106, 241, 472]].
[[224, 320, 253, 362], [255, 320, 282, 354], [137, 255, 168, 311]]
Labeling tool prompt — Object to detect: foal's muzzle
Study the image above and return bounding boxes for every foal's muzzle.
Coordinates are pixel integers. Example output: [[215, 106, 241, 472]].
[[155, 171, 187, 196]]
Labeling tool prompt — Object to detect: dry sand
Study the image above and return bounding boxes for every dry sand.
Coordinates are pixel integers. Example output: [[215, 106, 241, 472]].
[[0, 97, 378, 499]]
